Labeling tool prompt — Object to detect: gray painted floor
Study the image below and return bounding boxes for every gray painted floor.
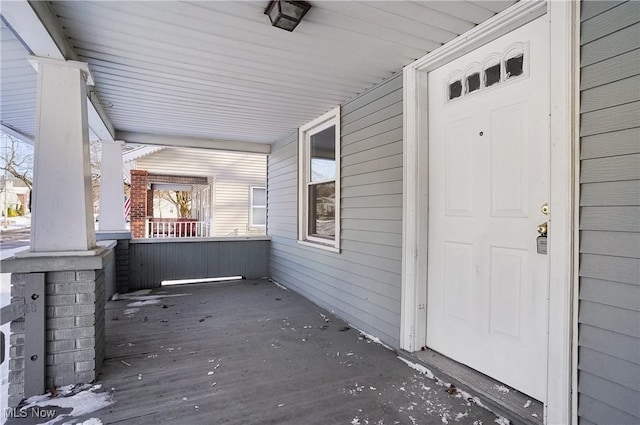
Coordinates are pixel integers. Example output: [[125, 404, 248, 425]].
[[9, 280, 503, 425]]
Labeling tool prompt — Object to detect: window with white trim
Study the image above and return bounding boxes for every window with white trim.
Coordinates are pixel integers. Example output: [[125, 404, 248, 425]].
[[298, 107, 340, 251], [250, 186, 266, 227]]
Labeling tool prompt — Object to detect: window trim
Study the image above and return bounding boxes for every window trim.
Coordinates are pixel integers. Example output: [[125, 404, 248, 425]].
[[298, 106, 341, 252], [249, 185, 266, 228]]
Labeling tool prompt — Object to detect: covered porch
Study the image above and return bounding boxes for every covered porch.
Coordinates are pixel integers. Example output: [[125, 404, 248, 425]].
[[4, 1, 631, 425]]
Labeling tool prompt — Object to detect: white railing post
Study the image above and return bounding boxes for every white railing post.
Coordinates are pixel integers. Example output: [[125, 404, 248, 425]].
[[145, 219, 150, 238]]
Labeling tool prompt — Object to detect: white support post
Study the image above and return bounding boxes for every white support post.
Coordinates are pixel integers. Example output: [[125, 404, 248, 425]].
[[99, 141, 126, 231], [29, 57, 97, 253]]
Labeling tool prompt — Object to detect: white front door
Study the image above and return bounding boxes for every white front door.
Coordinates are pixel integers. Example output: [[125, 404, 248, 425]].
[[426, 16, 550, 400]]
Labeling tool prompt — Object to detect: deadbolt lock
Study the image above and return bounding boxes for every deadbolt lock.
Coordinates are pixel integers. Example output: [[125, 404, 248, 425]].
[[537, 221, 548, 237], [541, 203, 550, 215]]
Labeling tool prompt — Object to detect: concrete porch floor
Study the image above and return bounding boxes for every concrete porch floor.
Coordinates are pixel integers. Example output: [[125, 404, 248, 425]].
[[11, 280, 504, 424]]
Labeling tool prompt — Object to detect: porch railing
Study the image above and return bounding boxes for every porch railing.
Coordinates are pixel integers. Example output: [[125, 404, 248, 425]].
[[146, 219, 210, 238]]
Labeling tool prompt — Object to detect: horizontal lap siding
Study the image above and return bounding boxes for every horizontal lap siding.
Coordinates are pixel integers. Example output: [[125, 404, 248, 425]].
[[578, 2, 640, 424], [214, 181, 266, 237], [268, 74, 403, 347]]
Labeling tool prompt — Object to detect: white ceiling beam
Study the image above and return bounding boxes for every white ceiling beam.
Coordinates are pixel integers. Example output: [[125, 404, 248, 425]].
[[117, 131, 271, 155], [1, 123, 34, 145], [1, 0, 115, 141]]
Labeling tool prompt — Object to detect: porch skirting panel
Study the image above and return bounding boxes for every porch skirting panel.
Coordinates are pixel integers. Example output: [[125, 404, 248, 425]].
[[128, 237, 270, 290], [268, 73, 404, 348]]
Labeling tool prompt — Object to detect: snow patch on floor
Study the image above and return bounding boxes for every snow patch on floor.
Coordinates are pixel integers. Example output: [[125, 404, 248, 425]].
[[494, 385, 510, 394], [19, 384, 113, 425], [398, 357, 509, 423], [271, 280, 289, 291], [126, 300, 160, 307], [397, 357, 435, 380], [62, 418, 103, 425], [347, 325, 394, 351], [112, 291, 189, 302], [494, 416, 511, 425]]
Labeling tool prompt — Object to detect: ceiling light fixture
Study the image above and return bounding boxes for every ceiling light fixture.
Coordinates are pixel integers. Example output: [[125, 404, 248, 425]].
[[264, 1, 311, 32]]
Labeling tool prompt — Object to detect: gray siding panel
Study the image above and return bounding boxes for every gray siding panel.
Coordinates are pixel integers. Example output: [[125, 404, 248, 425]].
[[579, 4, 640, 424], [579, 372, 640, 418], [268, 73, 403, 347], [580, 206, 640, 232], [579, 101, 640, 137], [580, 75, 640, 113], [579, 347, 640, 391], [580, 278, 640, 312], [581, 0, 627, 22], [580, 153, 640, 183], [580, 127, 640, 159], [581, 1, 640, 44], [580, 231, 640, 258], [580, 49, 640, 91], [579, 300, 640, 338], [580, 23, 640, 67], [580, 324, 640, 365], [578, 394, 638, 425], [580, 180, 640, 206]]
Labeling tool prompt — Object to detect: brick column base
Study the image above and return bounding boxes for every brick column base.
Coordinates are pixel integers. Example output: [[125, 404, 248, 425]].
[[8, 269, 105, 406]]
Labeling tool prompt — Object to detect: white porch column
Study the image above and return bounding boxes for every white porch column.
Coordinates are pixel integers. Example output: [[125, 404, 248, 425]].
[[29, 57, 96, 252], [99, 141, 126, 231]]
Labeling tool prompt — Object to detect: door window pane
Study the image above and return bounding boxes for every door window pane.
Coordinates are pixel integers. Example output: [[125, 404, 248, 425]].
[[466, 72, 481, 93], [506, 54, 524, 78], [484, 63, 501, 87], [449, 80, 462, 100]]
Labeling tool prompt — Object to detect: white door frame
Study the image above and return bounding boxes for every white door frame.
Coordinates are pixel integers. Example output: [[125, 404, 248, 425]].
[[400, 1, 579, 424]]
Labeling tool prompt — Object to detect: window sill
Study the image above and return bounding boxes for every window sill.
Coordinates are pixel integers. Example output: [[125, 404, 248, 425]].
[[297, 239, 340, 254]]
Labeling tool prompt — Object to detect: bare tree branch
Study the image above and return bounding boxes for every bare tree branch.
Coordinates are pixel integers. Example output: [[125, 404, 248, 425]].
[[0, 134, 33, 190], [161, 190, 191, 218]]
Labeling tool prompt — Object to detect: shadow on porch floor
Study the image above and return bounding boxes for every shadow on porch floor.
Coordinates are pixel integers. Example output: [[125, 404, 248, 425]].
[[11, 280, 505, 424]]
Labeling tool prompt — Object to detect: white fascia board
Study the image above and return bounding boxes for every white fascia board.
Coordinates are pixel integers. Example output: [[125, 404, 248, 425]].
[[117, 131, 271, 155], [2, 0, 115, 141], [122, 145, 166, 163]]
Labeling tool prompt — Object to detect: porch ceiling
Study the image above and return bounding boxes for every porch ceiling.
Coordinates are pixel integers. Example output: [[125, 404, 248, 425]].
[[1, 1, 516, 147]]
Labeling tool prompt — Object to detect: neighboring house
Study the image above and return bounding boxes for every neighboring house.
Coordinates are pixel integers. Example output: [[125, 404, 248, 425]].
[[0, 2, 638, 425], [0, 178, 29, 215], [124, 146, 267, 237]]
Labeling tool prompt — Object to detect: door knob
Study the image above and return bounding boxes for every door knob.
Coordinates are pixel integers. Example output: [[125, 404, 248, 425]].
[[537, 221, 548, 236]]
